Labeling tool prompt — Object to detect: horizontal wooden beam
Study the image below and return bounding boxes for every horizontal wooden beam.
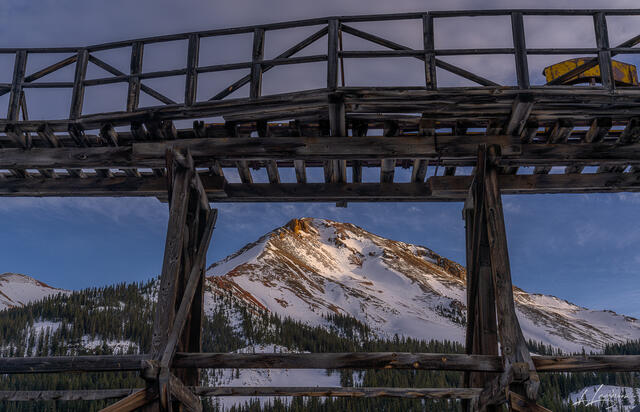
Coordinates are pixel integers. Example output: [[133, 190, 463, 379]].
[[0, 175, 227, 197], [193, 386, 483, 399], [4, 173, 640, 199], [0, 386, 484, 402], [172, 352, 502, 371], [1, 353, 640, 374]]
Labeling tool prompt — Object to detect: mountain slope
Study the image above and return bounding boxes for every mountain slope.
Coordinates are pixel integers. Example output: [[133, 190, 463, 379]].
[[0, 273, 68, 310], [207, 217, 640, 353]]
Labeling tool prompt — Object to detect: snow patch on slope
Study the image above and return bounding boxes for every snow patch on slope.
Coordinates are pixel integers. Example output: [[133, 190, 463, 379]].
[[0, 273, 69, 310]]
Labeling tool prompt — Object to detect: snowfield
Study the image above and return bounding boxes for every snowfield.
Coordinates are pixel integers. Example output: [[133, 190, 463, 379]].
[[207, 217, 640, 353]]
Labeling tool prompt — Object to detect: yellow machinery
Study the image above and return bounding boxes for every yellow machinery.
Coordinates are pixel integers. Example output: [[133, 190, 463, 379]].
[[543, 58, 639, 86]]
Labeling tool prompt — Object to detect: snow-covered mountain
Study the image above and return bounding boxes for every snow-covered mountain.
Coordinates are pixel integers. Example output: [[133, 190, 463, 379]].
[[207, 217, 640, 353], [0, 273, 68, 310]]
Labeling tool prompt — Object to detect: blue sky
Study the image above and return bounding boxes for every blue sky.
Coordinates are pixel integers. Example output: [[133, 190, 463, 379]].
[[2, 0, 640, 317]]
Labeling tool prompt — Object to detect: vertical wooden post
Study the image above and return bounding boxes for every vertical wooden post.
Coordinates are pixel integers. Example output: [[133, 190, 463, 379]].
[[138, 149, 213, 412], [328, 93, 346, 183], [185, 35, 200, 106], [69, 49, 89, 119], [462, 146, 499, 412], [8, 50, 27, 122], [511, 12, 529, 89], [422, 13, 437, 90], [594, 12, 614, 91], [250, 28, 265, 99], [327, 19, 339, 90], [128, 42, 144, 112]]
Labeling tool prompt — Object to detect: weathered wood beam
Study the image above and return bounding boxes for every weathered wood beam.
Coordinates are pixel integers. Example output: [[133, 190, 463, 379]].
[[0, 389, 141, 402], [380, 120, 399, 183], [7, 50, 27, 122], [584, 117, 611, 143], [547, 119, 573, 143], [257, 121, 280, 183], [151, 156, 194, 358], [69, 49, 89, 119], [1, 353, 640, 374], [185, 35, 199, 106], [422, 13, 437, 90], [100, 389, 154, 412], [618, 117, 640, 144], [340, 24, 499, 86], [23, 54, 78, 84], [483, 146, 539, 404], [210, 26, 328, 101], [173, 352, 502, 371], [127, 42, 144, 112], [463, 146, 499, 412], [160, 210, 217, 369], [0, 387, 484, 402], [88, 55, 177, 106], [327, 94, 347, 183], [169, 374, 202, 412], [195, 386, 483, 399], [7, 173, 640, 199]]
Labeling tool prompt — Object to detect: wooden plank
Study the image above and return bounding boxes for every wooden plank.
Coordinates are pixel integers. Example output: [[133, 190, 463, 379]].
[[618, 117, 640, 144], [37, 124, 60, 148], [127, 42, 144, 112], [422, 13, 437, 90], [340, 24, 499, 86], [169, 374, 202, 412], [100, 389, 154, 412], [69, 49, 89, 119], [0, 352, 640, 375], [594, 12, 614, 91], [250, 29, 264, 99], [160, 210, 217, 369], [23, 55, 78, 83], [210, 26, 328, 100], [0, 389, 141, 402], [584, 117, 611, 143], [151, 157, 193, 358], [88, 55, 176, 106], [194, 386, 483, 399], [380, 120, 398, 183], [100, 123, 119, 146], [547, 119, 573, 143], [483, 147, 539, 402], [463, 147, 499, 412], [351, 119, 367, 183], [328, 93, 346, 183], [173, 352, 503, 371], [511, 12, 529, 89], [185, 35, 199, 106], [327, 19, 339, 90], [257, 121, 280, 183], [7, 50, 27, 122]]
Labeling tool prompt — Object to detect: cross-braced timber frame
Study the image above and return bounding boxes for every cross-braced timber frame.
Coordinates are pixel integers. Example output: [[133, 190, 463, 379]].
[[2, 8, 640, 411]]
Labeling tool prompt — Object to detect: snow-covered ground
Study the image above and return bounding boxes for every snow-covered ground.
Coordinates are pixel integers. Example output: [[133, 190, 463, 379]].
[[569, 385, 640, 412], [0, 273, 69, 310], [205, 344, 341, 411]]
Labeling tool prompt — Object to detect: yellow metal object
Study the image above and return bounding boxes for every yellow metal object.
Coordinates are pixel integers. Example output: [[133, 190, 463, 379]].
[[543, 58, 639, 86]]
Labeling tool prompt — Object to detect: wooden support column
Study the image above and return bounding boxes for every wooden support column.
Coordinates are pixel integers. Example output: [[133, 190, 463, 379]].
[[467, 146, 543, 412], [462, 145, 498, 412], [327, 92, 346, 183], [117, 149, 215, 412], [127, 42, 144, 112]]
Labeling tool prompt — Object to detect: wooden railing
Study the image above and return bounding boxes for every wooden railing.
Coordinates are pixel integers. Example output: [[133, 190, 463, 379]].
[[1, 9, 639, 124]]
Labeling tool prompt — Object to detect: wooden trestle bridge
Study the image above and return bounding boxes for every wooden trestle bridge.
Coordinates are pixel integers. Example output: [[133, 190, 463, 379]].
[[3, 8, 640, 412]]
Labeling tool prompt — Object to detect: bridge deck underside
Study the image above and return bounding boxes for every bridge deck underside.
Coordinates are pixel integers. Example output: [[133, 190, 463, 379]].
[[2, 88, 640, 201]]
